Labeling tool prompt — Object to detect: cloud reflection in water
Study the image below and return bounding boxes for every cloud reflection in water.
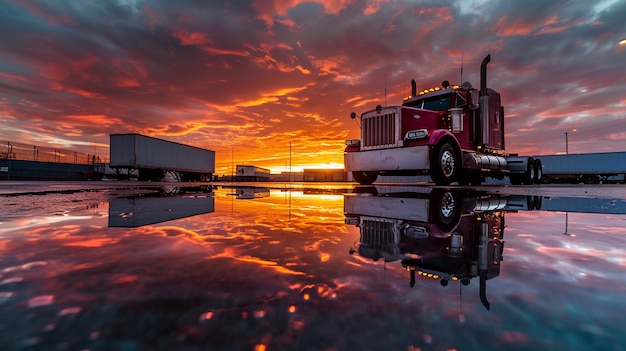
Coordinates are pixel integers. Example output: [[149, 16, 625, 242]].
[[0, 185, 625, 350]]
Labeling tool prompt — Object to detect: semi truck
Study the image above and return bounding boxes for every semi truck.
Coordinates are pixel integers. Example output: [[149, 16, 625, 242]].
[[344, 54, 542, 186], [110, 133, 215, 182], [534, 152, 626, 184]]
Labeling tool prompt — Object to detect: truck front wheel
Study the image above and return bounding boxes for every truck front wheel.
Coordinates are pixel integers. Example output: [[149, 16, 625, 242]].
[[352, 171, 378, 185], [431, 142, 460, 185]]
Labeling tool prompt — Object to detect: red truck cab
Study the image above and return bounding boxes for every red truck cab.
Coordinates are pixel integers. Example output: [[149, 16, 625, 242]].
[[345, 54, 540, 186]]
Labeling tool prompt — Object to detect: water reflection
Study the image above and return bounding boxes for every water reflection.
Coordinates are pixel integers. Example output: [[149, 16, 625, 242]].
[[1, 183, 626, 350], [344, 185, 626, 311], [108, 186, 215, 227], [235, 187, 270, 199]]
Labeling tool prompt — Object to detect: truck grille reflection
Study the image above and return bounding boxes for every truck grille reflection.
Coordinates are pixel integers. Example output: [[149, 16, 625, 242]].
[[359, 218, 400, 257]]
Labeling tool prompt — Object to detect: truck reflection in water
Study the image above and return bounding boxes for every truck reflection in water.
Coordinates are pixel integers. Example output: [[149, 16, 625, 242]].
[[344, 186, 545, 310], [108, 185, 215, 227]]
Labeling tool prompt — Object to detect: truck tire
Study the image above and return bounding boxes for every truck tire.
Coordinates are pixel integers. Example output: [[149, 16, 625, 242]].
[[522, 157, 535, 185], [582, 174, 599, 184], [430, 189, 461, 232], [352, 171, 378, 185], [533, 159, 543, 184], [430, 142, 460, 185], [526, 195, 542, 210]]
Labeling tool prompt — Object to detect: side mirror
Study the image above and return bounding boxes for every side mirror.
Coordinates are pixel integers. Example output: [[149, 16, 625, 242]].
[[350, 112, 357, 119]]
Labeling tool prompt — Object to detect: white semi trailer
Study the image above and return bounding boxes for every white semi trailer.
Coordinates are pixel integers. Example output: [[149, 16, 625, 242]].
[[110, 133, 215, 182], [235, 165, 271, 181]]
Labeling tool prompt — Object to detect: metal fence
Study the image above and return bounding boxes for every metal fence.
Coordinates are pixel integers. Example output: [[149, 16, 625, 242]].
[[1, 141, 108, 164]]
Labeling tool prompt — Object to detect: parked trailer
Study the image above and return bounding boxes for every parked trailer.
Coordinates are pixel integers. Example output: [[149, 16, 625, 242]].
[[235, 165, 270, 181], [535, 152, 626, 184], [110, 133, 215, 182]]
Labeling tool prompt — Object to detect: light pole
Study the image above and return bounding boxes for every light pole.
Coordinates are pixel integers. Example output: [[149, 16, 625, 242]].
[[564, 129, 577, 154], [289, 139, 292, 183]]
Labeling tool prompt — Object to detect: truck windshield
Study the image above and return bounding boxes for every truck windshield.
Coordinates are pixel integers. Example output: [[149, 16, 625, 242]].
[[423, 96, 451, 111], [404, 95, 452, 111]]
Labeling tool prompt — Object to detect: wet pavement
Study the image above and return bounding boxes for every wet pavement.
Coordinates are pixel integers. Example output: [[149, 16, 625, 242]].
[[1, 181, 626, 351]]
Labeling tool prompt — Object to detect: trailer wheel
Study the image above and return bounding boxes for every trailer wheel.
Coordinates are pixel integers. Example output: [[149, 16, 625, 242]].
[[533, 159, 543, 184], [431, 142, 460, 185], [352, 171, 378, 185], [527, 195, 542, 210], [582, 174, 599, 184], [522, 157, 535, 185]]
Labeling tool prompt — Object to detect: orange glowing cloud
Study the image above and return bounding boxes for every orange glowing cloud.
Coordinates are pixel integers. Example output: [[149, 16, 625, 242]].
[[64, 238, 120, 247], [173, 29, 213, 45], [48, 82, 105, 99], [252, 0, 354, 27], [64, 115, 124, 127]]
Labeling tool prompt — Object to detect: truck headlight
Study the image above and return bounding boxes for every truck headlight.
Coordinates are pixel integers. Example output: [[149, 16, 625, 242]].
[[345, 139, 360, 147], [403, 224, 428, 239], [345, 216, 359, 225], [404, 129, 428, 140]]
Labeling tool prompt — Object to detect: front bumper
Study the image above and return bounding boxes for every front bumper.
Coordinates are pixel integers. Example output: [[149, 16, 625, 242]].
[[344, 145, 430, 172]]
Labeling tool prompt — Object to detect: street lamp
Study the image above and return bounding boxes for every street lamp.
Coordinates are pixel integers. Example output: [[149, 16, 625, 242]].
[[564, 129, 577, 154], [620, 38, 626, 45]]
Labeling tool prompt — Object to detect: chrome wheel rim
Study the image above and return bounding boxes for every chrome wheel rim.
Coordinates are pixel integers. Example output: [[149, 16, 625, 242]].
[[440, 191, 455, 218], [441, 150, 455, 178]]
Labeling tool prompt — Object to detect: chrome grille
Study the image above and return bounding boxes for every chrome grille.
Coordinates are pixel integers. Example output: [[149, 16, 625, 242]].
[[360, 218, 400, 251], [362, 110, 398, 149]]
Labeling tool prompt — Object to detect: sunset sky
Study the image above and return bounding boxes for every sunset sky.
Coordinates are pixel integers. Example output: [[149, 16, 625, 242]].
[[1, 0, 625, 175]]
